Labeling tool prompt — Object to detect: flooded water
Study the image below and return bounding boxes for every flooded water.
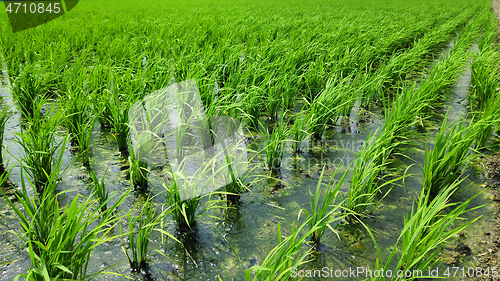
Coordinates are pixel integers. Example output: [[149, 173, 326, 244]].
[[0, 44, 495, 281]]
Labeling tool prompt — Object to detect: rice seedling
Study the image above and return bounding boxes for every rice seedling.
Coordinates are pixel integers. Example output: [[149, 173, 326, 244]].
[[89, 168, 109, 213], [382, 83, 429, 138], [120, 198, 158, 271], [258, 111, 290, 174], [298, 166, 347, 249], [0, 168, 55, 251], [241, 88, 264, 129], [62, 89, 97, 167], [342, 128, 403, 221], [290, 109, 311, 154], [0, 0, 492, 279], [309, 76, 354, 138], [16, 101, 68, 191], [96, 93, 114, 130], [159, 172, 221, 231], [471, 99, 499, 149], [10, 65, 50, 118], [129, 148, 149, 190], [470, 49, 500, 112], [421, 111, 478, 197], [369, 178, 482, 281], [2, 164, 131, 280], [106, 89, 132, 154], [245, 220, 314, 281], [0, 106, 10, 169]]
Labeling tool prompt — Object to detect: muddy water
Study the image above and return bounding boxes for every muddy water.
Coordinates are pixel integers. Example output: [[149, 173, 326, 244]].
[[0, 52, 495, 281]]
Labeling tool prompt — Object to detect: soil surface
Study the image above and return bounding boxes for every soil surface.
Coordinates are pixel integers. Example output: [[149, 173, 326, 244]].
[[474, 153, 500, 280]]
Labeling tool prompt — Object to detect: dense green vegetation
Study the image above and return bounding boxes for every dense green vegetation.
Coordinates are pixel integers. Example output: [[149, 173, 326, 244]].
[[0, 0, 498, 280]]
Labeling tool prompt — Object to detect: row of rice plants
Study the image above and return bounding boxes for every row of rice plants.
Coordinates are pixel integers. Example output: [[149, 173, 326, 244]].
[[343, 12, 483, 221], [469, 12, 500, 147], [369, 178, 482, 280], [359, 7, 476, 107], [244, 7, 493, 279], [245, 170, 347, 280]]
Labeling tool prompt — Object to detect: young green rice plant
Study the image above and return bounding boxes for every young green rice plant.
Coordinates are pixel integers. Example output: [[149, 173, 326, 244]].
[[1, 163, 130, 280], [106, 89, 131, 154], [129, 148, 149, 190], [470, 48, 500, 112], [298, 166, 347, 249], [10, 65, 51, 118], [74, 115, 97, 168], [159, 172, 221, 231], [258, 111, 290, 174], [16, 101, 68, 191], [310, 76, 353, 138], [89, 168, 109, 213], [471, 97, 499, 149], [0, 106, 10, 169], [96, 93, 113, 130], [241, 88, 264, 130], [162, 177, 195, 231], [421, 111, 478, 197], [369, 178, 482, 281], [1, 168, 57, 254], [120, 198, 158, 271], [382, 83, 429, 139], [63, 90, 97, 167], [343, 127, 404, 222], [245, 217, 324, 281], [290, 109, 311, 154]]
